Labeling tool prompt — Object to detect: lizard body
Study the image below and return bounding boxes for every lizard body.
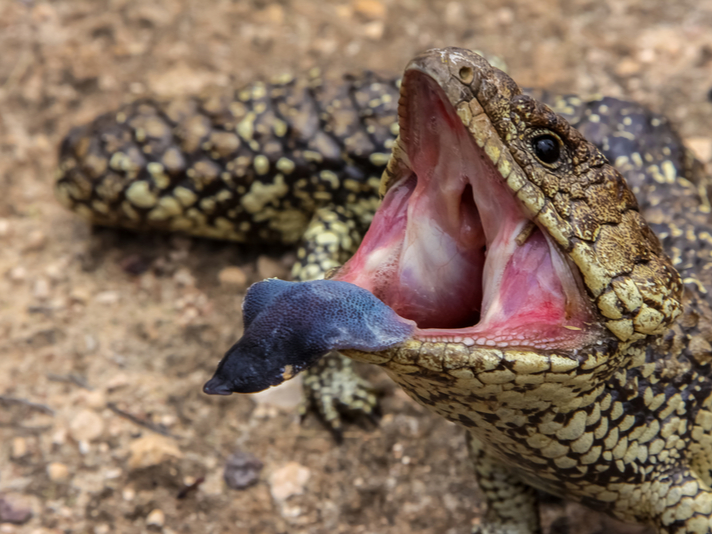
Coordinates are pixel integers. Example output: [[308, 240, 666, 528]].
[[57, 49, 712, 533]]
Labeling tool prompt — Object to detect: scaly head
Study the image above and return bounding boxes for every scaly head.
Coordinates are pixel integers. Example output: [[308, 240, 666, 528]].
[[334, 48, 682, 379]]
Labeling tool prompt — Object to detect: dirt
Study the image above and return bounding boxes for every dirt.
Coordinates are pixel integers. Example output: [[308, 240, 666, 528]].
[[0, 1, 711, 533]]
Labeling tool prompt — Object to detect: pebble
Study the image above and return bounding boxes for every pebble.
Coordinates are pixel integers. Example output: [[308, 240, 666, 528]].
[[0, 218, 9, 237], [105, 373, 129, 391], [82, 390, 106, 410], [69, 409, 104, 442], [69, 287, 91, 304], [0, 494, 32, 524], [172, 267, 196, 287], [47, 462, 70, 483], [262, 4, 284, 24], [361, 20, 385, 40], [11, 437, 27, 459], [688, 137, 712, 163], [9, 266, 26, 283], [223, 451, 263, 490], [94, 291, 120, 305], [45, 258, 69, 281], [33, 277, 50, 300], [353, 0, 386, 19], [51, 427, 67, 446], [23, 230, 47, 252], [146, 508, 165, 528], [218, 266, 248, 290], [268, 462, 311, 502], [127, 434, 183, 470]]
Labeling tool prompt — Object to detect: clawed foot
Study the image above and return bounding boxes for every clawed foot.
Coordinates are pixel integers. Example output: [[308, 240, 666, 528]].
[[300, 350, 380, 442]]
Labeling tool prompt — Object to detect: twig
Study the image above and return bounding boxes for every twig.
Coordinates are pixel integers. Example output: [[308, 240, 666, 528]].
[[0, 422, 53, 435], [0, 395, 55, 416], [177, 476, 205, 499], [106, 402, 177, 438], [46, 373, 93, 390]]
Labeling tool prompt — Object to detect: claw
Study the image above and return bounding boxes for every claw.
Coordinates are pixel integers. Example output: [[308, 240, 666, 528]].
[[300, 351, 381, 441]]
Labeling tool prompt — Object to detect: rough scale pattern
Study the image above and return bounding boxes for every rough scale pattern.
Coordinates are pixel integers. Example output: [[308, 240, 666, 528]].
[[56, 48, 712, 533], [344, 49, 712, 534]]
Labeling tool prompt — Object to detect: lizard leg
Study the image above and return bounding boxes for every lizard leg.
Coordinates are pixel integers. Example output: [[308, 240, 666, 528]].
[[648, 469, 712, 534], [291, 206, 379, 440], [467, 432, 542, 534]]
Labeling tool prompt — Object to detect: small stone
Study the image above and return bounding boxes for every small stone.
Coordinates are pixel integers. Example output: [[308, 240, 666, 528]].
[[146, 508, 165, 528], [688, 137, 712, 163], [11, 437, 27, 459], [0, 219, 10, 237], [105, 373, 129, 391], [24, 230, 46, 252], [69, 409, 104, 442], [33, 278, 50, 300], [361, 20, 385, 40], [9, 266, 26, 282], [51, 427, 67, 446], [95, 291, 120, 305], [263, 4, 284, 24], [47, 462, 70, 483], [83, 390, 106, 409], [0, 494, 32, 524], [128, 434, 183, 470], [69, 287, 91, 304], [223, 451, 263, 490], [45, 259, 69, 281], [218, 266, 248, 289], [104, 468, 122, 480], [257, 255, 286, 279], [615, 58, 641, 77], [172, 267, 195, 287], [122, 487, 136, 501], [353, 0, 386, 19], [269, 462, 311, 502]]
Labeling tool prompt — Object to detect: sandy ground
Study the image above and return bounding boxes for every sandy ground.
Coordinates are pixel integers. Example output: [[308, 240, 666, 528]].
[[1, 1, 711, 533]]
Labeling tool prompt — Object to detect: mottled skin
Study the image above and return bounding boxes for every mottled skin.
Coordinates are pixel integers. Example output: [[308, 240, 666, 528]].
[[56, 49, 712, 533]]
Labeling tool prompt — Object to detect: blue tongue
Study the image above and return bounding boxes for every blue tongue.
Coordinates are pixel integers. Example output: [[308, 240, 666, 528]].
[[203, 279, 415, 395]]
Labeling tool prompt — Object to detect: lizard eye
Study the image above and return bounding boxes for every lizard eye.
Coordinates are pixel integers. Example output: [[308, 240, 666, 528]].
[[532, 134, 561, 164]]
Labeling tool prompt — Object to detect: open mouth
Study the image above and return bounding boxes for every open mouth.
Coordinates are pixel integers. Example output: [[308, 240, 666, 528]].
[[333, 68, 595, 350]]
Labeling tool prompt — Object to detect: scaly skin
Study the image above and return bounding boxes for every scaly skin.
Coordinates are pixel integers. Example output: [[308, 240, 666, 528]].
[[56, 49, 712, 532], [341, 49, 712, 533]]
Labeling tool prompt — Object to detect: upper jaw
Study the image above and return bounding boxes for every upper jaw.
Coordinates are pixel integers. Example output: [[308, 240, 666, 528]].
[[334, 51, 599, 352]]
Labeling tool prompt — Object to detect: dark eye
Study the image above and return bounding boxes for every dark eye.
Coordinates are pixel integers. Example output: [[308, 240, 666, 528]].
[[532, 134, 561, 164]]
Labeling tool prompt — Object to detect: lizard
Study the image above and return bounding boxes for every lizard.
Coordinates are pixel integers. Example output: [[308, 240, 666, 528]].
[[56, 47, 712, 533]]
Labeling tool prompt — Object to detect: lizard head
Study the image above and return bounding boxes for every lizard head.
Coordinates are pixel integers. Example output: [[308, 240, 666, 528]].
[[334, 48, 682, 372]]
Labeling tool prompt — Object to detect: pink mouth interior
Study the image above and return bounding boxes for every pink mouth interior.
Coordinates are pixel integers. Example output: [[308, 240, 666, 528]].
[[334, 73, 592, 349]]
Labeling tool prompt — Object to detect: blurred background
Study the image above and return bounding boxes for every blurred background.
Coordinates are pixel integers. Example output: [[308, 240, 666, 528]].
[[0, 1, 710, 533]]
